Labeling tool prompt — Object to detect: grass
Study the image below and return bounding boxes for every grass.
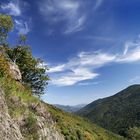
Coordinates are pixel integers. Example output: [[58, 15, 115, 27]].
[[46, 104, 125, 140], [0, 76, 125, 140]]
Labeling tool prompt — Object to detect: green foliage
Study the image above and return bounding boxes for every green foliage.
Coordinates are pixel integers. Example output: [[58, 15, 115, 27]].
[[77, 85, 140, 138], [25, 114, 37, 130], [126, 127, 140, 140], [47, 104, 124, 140], [0, 14, 49, 95], [1, 44, 49, 95], [0, 53, 10, 78], [0, 76, 39, 139], [0, 75, 124, 140], [19, 34, 27, 45], [0, 14, 13, 44]]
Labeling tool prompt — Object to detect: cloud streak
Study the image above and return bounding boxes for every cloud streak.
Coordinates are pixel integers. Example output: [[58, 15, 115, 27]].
[[48, 51, 115, 86], [15, 19, 30, 35], [94, 0, 103, 10], [39, 0, 86, 34], [116, 40, 140, 62], [52, 68, 99, 86], [47, 36, 140, 86], [0, 0, 21, 16], [39, 0, 103, 34]]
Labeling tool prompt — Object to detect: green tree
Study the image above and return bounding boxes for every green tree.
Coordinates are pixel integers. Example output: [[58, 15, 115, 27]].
[[4, 45, 49, 95], [19, 34, 27, 45], [0, 14, 49, 95], [0, 14, 13, 45]]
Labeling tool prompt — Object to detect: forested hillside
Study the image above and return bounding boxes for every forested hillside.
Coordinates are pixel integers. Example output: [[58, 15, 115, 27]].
[[77, 85, 140, 139]]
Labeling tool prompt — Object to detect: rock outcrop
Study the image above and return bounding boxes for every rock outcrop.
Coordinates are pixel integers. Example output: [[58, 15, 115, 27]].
[[9, 62, 22, 81], [0, 87, 64, 140], [0, 88, 23, 140]]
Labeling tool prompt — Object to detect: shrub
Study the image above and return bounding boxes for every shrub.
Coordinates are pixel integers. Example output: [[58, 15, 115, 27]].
[[0, 53, 10, 78]]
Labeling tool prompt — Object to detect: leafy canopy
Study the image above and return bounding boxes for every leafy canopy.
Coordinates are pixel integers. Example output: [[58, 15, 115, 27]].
[[0, 14, 13, 44], [0, 14, 49, 95]]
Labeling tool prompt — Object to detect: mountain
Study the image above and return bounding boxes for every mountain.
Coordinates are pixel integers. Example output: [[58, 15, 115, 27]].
[[76, 85, 140, 139], [0, 62, 124, 140], [54, 104, 86, 112]]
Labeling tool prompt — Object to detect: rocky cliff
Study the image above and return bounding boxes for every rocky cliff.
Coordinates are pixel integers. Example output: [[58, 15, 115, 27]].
[[0, 62, 64, 140], [0, 86, 64, 140], [0, 87, 23, 140]]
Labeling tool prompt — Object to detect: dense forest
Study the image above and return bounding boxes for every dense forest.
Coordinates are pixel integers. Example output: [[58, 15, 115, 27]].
[[77, 85, 140, 139]]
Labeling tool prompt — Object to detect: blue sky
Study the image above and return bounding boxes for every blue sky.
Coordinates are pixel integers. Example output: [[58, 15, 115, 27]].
[[1, 0, 140, 105]]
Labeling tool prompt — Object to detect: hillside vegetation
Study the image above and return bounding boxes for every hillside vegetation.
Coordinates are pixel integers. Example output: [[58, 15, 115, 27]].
[[0, 57, 124, 140], [76, 85, 140, 139]]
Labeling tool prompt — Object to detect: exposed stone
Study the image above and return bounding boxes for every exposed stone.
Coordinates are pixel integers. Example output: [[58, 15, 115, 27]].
[[0, 87, 64, 140], [36, 116, 64, 140], [0, 88, 23, 140], [9, 62, 22, 81]]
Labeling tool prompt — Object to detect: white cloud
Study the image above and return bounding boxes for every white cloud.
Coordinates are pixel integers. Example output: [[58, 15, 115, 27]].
[[47, 36, 140, 86], [94, 0, 103, 10], [39, 0, 87, 34], [1, 0, 21, 16], [52, 68, 99, 86], [48, 64, 66, 73], [116, 39, 140, 63], [38, 0, 104, 34], [15, 19, 30, 35], [48, 51, 115, 86], [77, 51, 116, 67], [1, 0, 31, 34], [64, 16, 85, 34]]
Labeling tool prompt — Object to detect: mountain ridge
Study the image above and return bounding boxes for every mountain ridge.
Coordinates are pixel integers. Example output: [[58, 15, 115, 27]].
[[76, 84, 140, 139], [53, 104, 86, 112]]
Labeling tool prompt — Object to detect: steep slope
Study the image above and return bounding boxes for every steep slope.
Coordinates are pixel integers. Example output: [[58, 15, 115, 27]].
[[0, 79, 64, 140], [0, 87, 23, 140], [0, 77, 124, 140], [76, 85, 140, 138]]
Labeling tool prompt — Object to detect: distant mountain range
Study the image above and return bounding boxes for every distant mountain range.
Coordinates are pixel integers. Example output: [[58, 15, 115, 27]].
[[76, 85, 140, 139], [53, 104, 86, 113]]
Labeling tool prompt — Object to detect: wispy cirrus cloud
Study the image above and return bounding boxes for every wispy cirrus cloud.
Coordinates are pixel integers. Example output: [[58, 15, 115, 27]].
[[52, 68, 99, 86], [0, 0, 31, 35], [47, 36, 140, 86], [48, 64, 65, 73], [48, 51, 115, 86], [0, 0, 28, 16], [94, 0, 103, 10], [14, 19, 30, 35], [116, 40, 140, 63], [0, 0, 21, 16], [38, 0, 103, 34]]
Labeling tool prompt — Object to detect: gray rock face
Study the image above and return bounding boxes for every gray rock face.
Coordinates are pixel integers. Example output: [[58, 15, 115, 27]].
[[0, 87, 64, 140], [0, 88, 23, 140], [9, 62, 22, 81], [29, 103, 65, 140], [37, 116, 64, 140]]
